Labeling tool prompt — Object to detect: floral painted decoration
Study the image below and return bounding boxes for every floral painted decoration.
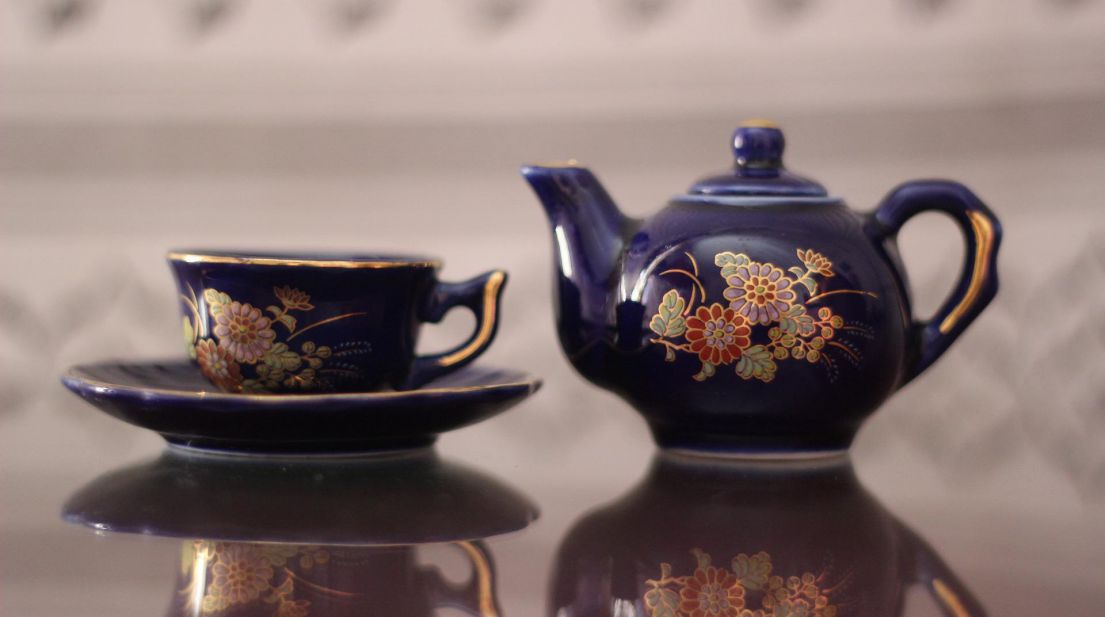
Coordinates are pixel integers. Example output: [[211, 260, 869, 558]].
[[644, 549, 840, 617], [180, 542, 331, 616], [649, 249, 876, 383], [180, 285, 371, 393]]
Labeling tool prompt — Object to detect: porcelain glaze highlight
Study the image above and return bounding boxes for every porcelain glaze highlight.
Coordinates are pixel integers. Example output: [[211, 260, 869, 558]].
[[522, 121, 1001, 454]]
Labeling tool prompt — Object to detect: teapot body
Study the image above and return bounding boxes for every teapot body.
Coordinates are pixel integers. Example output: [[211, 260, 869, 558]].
[[524, 121, 1001, 456], [586, 197, 910, 454]]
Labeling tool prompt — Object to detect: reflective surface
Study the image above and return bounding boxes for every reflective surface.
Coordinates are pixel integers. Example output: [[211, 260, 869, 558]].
[[3, 416, 1104, 616]]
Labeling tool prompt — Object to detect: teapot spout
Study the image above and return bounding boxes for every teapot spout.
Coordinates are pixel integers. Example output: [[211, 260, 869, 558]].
[[521, 163, 636, 369]]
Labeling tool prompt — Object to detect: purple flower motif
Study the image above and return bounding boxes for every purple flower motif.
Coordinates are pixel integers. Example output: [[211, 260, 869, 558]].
[[723, 262, 797, 325], [213, 301, 276, 364]]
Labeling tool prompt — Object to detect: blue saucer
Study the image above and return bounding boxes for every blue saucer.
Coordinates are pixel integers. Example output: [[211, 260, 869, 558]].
[[62, 360, 540, 454]]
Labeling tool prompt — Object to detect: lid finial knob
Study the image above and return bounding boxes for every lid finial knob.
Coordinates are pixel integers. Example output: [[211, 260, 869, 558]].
[[732, 120, 785, 177]]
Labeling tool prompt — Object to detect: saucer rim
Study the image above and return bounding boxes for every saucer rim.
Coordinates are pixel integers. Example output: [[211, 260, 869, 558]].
[[62, 361, 542, 403]]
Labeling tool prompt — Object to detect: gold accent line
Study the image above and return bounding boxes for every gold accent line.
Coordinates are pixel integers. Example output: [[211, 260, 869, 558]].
[[457, 541, 499, 617], [286, 311, 369, 342], [933, 579, 971, 617], [739, 118, 780, 129], [804, 289, 879, 304], [167, 252, 442, 269], [65, 368, 539, 401], [525, 159, 583, 168], [283, 568, 362, 598], [939, 210, 994, 334], [437, 271, 506, 367]]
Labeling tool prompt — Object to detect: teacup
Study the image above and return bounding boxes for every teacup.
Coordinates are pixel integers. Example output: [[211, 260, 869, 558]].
[[169, 250, 507, 394]]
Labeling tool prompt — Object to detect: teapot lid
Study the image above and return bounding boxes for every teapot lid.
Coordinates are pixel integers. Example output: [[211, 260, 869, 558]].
[[687, 120, 828, 198]]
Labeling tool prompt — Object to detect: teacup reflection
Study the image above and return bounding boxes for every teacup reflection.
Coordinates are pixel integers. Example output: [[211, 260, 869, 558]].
[[172, 539, 497, 617], [63, 449, 536, 616], [551, 454, 984, 617]]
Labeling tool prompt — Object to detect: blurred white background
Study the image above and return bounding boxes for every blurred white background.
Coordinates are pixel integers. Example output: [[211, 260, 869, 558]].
[[2, 0, 1104, 614]]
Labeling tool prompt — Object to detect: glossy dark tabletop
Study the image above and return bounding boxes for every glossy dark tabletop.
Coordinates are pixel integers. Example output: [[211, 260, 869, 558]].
[[2, 401, 1103, 617]]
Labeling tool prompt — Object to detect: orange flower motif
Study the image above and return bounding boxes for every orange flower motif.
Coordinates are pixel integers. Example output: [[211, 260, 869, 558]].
[[274, 286, 314, 311], [679, 565, 746, 617], [685, 304, 751, 365], [796, 249, 834, 277], [195, 339, 243, 392]]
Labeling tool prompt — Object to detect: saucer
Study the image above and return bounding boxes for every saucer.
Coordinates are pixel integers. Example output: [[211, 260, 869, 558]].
[[62, 360, 540, 454], [63, 449, 538, 545]]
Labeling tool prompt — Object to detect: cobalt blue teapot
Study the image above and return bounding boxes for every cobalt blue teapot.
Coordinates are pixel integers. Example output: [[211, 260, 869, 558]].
[[522, 120, 1001, 455]]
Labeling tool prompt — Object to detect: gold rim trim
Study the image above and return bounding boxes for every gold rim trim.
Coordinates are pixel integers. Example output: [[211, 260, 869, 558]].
[[938, 210, 995, 334], [739, 118, 780, 129], [932, 579, 971, 617], [65, 367, 539, 401], [437, 271, 506, 367], [167, 252, 442, 269], [525, 159, 584, 169], [457, 541, 500, 617]]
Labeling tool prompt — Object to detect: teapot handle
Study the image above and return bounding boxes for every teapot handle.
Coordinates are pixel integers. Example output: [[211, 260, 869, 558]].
[[898, 523, 989, 616], [423, 540, 502, 617], [866, 180, 1001, 384]]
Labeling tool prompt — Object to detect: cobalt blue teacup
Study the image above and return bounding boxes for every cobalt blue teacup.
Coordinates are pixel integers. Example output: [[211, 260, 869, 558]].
[[169, 250, 507, 394]]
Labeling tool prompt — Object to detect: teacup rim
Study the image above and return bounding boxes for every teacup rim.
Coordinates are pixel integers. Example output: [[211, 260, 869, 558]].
[[167, 249, 442, 269]]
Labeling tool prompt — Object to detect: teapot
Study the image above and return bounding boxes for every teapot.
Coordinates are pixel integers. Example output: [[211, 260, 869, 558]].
[[521, 120, 1001, 455]]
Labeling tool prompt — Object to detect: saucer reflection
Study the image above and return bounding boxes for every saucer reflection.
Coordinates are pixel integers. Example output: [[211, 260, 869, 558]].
[[551, 454, 985, 617], [63, 449, 536, 616]]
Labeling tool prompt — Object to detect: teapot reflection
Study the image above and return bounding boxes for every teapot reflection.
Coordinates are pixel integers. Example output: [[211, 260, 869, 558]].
[[551, 454, 984, 617], [63, 449, 537, 617], [172, 539, 497, 617]]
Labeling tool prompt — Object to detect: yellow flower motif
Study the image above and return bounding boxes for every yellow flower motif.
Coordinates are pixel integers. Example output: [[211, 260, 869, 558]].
[[796, 249, 834, 277], [275, 286, 314, 311], [205, 544, 274, 609]]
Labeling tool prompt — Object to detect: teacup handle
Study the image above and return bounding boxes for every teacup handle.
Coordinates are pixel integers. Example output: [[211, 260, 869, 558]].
[[898, 523, 988, 616], [866, 180, 1002, 385], [404, 270, 508, 389], [423, 540, 502, 617]]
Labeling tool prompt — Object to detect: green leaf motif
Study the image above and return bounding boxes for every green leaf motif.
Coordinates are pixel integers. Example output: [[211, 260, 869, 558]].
[[715, 251, 751, 279], [693, 361, 716, 381], [203, 289, 231, 316], [650, 316, 667, 337], [652, 290, 687, 338], [788, 266, 806, 278], [643, 587, 679, 617], [732, 552, 773, 591], [798, 277, 817, 295], [276, 312, 297, 333], [664, 346, 676, 362], [735, 345, 777, 382], [691, 548, 712, 569], [182, 317, 197, 359], [779, 305, 816, 337]]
